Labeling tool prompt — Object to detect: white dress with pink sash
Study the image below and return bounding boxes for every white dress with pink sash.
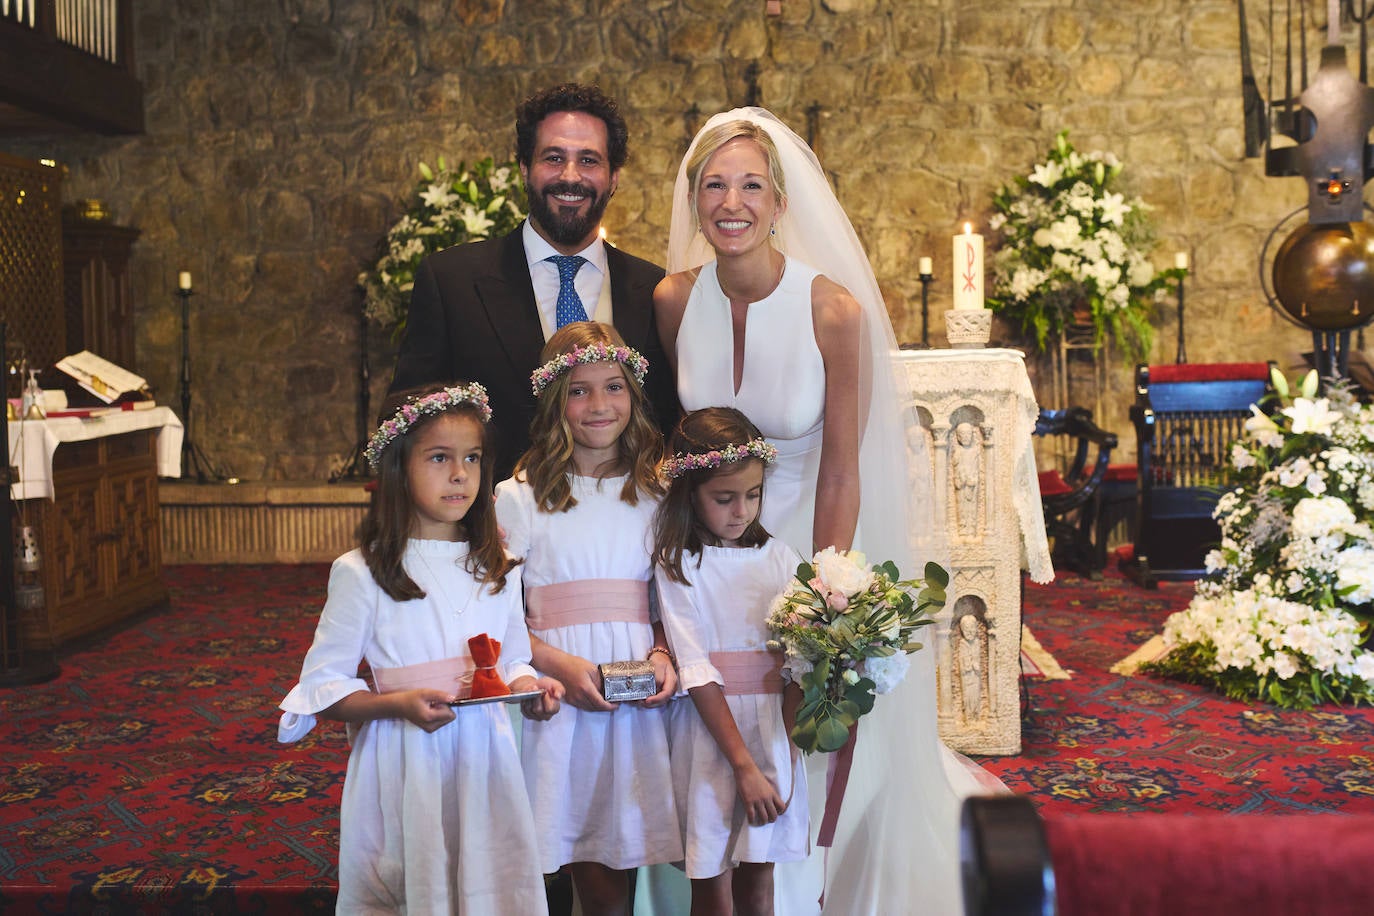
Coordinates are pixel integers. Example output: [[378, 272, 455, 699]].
[[655, 539, 810, 879], [495, 473, 683, 874], [277, 542, 546, 916]]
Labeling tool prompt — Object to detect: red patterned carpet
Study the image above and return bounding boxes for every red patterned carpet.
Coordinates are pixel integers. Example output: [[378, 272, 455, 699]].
[[2, 563, 1372, 912]]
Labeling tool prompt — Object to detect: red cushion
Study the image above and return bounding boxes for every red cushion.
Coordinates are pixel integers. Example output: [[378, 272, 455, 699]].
[[1038, 470, 1072, 496], [1104, 463, 1136, 482], [1046, 814, 1374, 916], [1148, 362, 1270, 383]]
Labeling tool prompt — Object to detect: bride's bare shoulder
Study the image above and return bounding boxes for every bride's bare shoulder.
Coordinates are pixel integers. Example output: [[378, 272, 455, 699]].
[[810, 274, 862, 329], [653, 268, 701, 310]]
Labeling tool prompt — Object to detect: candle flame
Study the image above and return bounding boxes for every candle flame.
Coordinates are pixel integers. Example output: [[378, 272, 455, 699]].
[[963, 222, 972, 235]]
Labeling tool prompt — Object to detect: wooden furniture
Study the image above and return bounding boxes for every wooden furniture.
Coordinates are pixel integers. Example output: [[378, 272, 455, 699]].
[[9, 408, 181, 648], [0, 0, 142, 135], [1034, 407, 1118, 578], [1126, 362, 1274, 587], [18, 428, 167, 648], [62, 208, 141, 371]]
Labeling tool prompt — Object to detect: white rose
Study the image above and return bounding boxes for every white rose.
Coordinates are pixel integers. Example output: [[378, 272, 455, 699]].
[[812, 547, 875, 596]]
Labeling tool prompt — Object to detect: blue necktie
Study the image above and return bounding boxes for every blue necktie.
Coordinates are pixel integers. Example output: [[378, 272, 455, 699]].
[[549, 255, 589, 328]]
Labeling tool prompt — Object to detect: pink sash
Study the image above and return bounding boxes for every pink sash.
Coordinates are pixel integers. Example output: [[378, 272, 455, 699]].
[[525, 579, 650, 630], [371, 655, 475, 697], [709, 649, 786, 696]]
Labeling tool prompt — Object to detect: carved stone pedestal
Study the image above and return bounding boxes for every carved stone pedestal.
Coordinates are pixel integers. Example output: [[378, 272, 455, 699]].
[[898, 348, 1052, 755]]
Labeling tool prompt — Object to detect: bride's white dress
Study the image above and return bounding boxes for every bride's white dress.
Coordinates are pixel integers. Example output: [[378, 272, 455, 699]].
[[673, 256, 995, 915]]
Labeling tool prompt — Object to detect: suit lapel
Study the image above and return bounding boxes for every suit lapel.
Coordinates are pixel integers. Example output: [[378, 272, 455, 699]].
[[476, 227, 545, 374]]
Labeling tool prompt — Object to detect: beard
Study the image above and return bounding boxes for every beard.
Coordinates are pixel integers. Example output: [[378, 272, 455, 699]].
[[527, 180, 612, 247]]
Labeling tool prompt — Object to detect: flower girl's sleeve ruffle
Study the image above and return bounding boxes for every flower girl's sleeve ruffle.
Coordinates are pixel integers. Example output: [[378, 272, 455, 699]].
[[652, 567, 721, 692], [276, 552, 377, 743], [676, 660, 725, 691], [278, 675, 370, 742]]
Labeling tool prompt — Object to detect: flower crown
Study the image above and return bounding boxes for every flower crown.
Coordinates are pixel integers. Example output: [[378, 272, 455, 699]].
[[530, 342, 649, 397], [365, 383, 492, 471], [664, 438, 779, 479]]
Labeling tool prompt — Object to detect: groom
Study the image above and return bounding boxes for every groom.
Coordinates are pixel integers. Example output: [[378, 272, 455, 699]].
[[388, 83, 679, 479]]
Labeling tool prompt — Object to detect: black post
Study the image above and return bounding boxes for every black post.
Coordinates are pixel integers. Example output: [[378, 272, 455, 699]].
[[330, 306, 373, 482], [918, 267, 934, 349], [176, 284, 230, 483], [178, 285, 193, 470], [1175, 271, 1188, 364]]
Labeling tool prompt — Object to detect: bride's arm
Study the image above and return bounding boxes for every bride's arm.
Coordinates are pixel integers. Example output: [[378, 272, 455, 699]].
[[652, 272, 695, 374], [812, 276, 863, 554]]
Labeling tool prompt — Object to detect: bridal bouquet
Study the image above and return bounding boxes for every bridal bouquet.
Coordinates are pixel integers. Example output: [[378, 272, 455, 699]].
[[987, 130, 1171, 361], [359, 156, 527, 331], [766, 547, 947, 753], [1146, 369, 1374, 708]]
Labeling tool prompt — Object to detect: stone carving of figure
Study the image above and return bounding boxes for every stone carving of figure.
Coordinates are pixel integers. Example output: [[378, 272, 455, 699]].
[[953, 422, 982, 538], [955, 612, 986, 722]]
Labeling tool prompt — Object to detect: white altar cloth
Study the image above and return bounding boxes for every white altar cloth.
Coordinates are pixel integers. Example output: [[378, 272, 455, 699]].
[[6, 406, 183, 500]]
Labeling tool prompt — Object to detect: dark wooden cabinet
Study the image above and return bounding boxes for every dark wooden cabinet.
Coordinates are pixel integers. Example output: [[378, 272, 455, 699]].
[[22, 429, 166, 648], [62, 210, 141, 371]]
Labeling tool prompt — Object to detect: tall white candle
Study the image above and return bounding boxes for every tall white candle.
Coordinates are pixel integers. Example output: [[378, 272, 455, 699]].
[[919, 256, 933, 276], [178, 271, 193, 291], [953, 223, 984, 310], [1174, 252, 1189, 270]]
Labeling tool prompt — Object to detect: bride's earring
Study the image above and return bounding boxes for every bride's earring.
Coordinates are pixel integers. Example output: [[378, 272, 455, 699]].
[[770, 223, 777, 236]]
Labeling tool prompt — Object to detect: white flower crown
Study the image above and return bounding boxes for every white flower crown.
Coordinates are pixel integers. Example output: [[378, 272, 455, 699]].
[[530, 342, 649, 397], [365, 383, 492, 471], [663, 438, 779, 479]]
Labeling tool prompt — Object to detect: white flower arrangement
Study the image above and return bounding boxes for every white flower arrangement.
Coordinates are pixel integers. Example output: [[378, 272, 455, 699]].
[[359, 157, 527, 331], [987, 131, 1172, 361], [766, 547, 947, 753], [1147, 368, 1374, 707]]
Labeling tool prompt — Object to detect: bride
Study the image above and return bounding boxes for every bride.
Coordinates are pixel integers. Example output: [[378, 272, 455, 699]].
[[653, 108, 999, 914]]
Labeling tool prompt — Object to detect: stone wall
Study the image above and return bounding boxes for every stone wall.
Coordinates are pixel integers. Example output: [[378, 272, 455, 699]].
[[0, 0, 1342, 479]]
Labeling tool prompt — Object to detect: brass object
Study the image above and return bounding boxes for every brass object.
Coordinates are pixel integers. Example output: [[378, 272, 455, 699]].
[[6, 401, 15, 421], [75, 198, 109, 221], [1271, 221, 1374, 331], [24, 402, 44, 419]]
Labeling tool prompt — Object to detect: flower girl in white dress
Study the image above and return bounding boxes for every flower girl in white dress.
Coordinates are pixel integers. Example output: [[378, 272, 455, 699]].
[[653, 407, 809, 915]]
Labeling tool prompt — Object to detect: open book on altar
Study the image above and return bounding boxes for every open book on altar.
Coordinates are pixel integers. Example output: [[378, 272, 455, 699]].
[[55, 351, 151, 405]]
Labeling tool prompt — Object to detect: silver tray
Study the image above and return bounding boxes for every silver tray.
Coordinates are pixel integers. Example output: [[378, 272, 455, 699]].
[[449, 689, 545, 708]]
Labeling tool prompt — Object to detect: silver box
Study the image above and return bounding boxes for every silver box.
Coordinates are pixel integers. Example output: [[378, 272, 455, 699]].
[[599, 660, 657, 702]]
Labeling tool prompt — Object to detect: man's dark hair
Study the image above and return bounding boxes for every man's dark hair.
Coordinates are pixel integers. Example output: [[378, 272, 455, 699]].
[[515, 83, 629, 173]]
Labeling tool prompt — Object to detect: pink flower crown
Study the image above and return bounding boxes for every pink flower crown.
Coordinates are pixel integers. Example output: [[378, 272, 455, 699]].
[[365, 382, 492, 471], [530, 342, 649, 397], [663, 438, 779, 479]]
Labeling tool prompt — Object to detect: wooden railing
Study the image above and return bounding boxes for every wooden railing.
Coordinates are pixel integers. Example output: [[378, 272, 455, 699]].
[[0, 0, 141, 134]]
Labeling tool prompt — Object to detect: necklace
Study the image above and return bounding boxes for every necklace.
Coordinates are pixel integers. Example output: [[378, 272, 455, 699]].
[[413, 545, 481, 615]]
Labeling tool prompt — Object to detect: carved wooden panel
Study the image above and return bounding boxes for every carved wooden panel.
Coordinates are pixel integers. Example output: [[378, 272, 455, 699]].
[[23, 429, 166, 647]]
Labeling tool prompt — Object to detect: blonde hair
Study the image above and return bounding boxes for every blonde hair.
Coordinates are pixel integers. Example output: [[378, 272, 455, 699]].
[[515, 321, 665, 512], [686, 120, 788, 209]]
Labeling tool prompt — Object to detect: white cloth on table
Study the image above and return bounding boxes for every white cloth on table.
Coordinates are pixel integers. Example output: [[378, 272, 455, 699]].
[[277, 542, 546, 916], [655, 540, 809, 879], [495, 473, 682, 873], [6, 405, 183, 500]]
